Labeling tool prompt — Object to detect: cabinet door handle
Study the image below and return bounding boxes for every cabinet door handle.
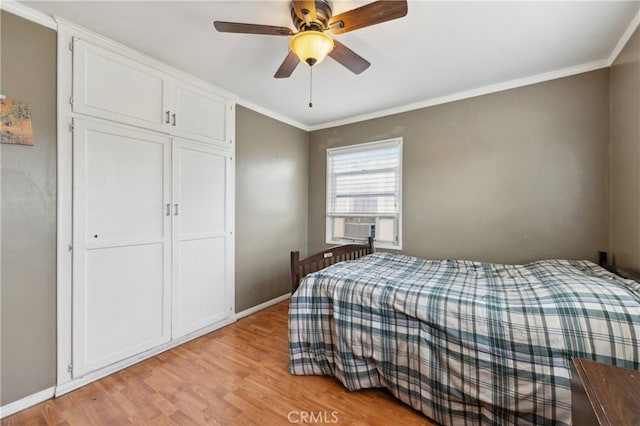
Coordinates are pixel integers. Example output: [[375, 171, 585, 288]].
[[174, 203, 179, 216], [172, 113, 177, 126], [165, 111, 171, 124], [166, 203, 170, 216]]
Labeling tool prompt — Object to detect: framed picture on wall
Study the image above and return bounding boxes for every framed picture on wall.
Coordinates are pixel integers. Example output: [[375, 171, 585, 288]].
[[1, 97, 34, 146]]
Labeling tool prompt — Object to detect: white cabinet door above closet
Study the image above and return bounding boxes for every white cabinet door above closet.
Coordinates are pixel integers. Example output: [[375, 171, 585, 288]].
[[72, 38, 170, 132], [72, 38, 231, 146], [172, 140, 233, 338], [172, 81, 229, 145], [72, 119, 172, 377]]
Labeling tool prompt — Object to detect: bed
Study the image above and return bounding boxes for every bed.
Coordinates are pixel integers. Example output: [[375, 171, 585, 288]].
[[288, 241, 640, 425]]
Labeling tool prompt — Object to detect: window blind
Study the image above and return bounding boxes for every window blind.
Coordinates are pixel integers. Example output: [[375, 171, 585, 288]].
[[327, 140, 401, 217]]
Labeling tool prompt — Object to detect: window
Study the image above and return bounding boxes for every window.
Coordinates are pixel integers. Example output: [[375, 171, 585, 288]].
[[326, 138, 402, 249]]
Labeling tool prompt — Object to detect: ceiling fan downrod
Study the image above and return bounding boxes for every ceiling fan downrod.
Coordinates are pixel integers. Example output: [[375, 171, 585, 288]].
[[309, 65, 313, 108]]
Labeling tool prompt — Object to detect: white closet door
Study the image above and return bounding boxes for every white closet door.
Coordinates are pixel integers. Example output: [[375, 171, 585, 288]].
[[172, 139, 232, 338], [73, 119, 171, 377]]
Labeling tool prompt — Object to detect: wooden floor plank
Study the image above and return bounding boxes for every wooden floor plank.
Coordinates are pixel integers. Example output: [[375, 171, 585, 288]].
[[2, 301, 434, 425]]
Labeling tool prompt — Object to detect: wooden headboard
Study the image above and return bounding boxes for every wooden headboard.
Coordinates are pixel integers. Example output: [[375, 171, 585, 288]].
[[290, 237, 374, 293], [598, 251, 640, 283]]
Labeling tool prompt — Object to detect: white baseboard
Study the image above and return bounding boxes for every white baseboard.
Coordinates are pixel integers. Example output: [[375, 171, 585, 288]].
[[0, 386, 56, 419], [234, 293, 291, 320], [55, 315, 236, 397], [1, 297, 288, 419]]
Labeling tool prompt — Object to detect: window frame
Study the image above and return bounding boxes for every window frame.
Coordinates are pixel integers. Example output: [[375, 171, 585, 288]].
[[325, 137, 403, 250]]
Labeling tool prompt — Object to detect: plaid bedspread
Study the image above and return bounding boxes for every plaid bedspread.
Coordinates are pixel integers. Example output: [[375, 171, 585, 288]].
[[288, 252, 640, 425]]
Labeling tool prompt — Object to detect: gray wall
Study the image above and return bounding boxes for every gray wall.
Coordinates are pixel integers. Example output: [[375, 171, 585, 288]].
[[611, 27, 640, 274], [1, 11, 57, 405], [235, 106, 308, 312], [309, 70, 611, 264]]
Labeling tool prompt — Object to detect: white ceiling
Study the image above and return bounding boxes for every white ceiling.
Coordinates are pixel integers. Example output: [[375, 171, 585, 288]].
[[16, 1, 640, 130]]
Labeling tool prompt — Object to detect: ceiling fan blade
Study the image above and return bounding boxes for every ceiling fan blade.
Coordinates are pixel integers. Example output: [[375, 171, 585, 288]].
[[213, 21, 294, 36], [328, 0, 408, 35], [328, 40, 370, 74], [291, 1, 317, 23], [274, 51, 300, 78]]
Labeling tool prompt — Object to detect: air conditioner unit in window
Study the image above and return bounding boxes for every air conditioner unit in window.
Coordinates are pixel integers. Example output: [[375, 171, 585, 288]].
[[344, 223, 375, 240]]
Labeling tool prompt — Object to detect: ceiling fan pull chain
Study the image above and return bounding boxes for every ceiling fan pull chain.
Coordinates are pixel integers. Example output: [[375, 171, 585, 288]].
[[309, 66, 313, 108]]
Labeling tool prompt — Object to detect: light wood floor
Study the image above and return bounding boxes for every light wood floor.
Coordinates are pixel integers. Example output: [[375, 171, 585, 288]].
[[2, 301, 434, 425]]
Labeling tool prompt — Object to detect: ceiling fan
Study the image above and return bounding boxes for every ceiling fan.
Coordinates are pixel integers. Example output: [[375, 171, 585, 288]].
[[214, 1, 408, 78]]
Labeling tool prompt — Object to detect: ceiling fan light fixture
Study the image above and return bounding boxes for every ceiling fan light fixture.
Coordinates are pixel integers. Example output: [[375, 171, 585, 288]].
[[289, 31, 334, 66]]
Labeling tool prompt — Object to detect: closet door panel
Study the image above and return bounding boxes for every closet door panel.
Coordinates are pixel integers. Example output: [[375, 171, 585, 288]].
[[84, 244, 166, 366], [175, 238, 228, 334], [73, 119, 171, 377], [73, 38, 169, 131], [172, 140, 231, 338], [84, 125, 165, 242], [178, 146, 226, 236], [173, 81, 228, 144]]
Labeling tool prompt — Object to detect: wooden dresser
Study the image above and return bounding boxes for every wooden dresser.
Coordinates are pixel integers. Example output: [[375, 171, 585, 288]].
[[571, 358, 640, 425]]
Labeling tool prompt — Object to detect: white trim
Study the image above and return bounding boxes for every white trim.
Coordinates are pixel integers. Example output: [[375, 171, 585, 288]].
[[325, 138, 403, 250], [607, 9, 640, 65], [235, 293, 291, 320], [226, 103, 237, 322], [55, 293, 289, 398], [55, 291, 287, 397], [0, 387, 56, 419], [55, 316, 236, 397], [236, 98, 309, 132], [0, 1, 57, 30], [309, 59, 609, 131], [56, 22, 74, 387], [0, 293, 284, 412]]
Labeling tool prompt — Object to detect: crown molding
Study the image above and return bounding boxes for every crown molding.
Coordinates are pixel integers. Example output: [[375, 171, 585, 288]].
[[607, 8, 640, 65], [308, 59, 609, 131], [305, 7, 640, 131], [0, 1, 56, 30], [237, 98, 310, 131]]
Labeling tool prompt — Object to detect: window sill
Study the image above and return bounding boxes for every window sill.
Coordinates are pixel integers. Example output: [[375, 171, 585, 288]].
[[326, 239, 402, 251]]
